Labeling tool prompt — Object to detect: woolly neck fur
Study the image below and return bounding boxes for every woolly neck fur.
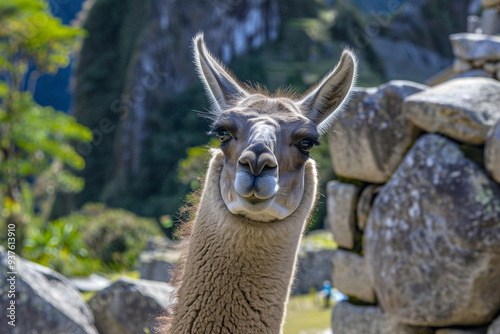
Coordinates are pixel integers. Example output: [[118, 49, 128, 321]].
[[160, 149, 318, 334]]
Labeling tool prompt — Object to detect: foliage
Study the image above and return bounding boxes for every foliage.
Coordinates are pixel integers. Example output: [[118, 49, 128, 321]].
[[55, 203, 164, 272], [23, 203, 162, 276], [0, 0, 83, 74], [0, 0, 91, 249], [23, 219, 100, 276], [178, 138, 220, 190], [301, 230, 338, 251]]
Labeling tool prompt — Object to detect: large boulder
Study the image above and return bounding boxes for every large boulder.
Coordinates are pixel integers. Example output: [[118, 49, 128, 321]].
[[365, 134, 500, 326], [331, 301, 433, 334], [0, 249, 98, 334], [485, 119, 500, 183], [404, 78, 500, 144], [329, 80, 426, 183], [331, 250, 375, 304], [326, 181, 358, 249], [450, 33, 500, 61], [89, 278, 174, 334]]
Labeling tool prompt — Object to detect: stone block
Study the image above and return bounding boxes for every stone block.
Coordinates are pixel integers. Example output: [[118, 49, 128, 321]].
[[329, 81, 426, 183], [326, 181, 358, 249], [365, 134, 500, 326], [332, 250, 375, 303], [404, 78, 500, 144]]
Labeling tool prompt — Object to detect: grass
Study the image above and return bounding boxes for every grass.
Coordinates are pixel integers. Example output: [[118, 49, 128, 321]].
[[284, 292, 334, 334]]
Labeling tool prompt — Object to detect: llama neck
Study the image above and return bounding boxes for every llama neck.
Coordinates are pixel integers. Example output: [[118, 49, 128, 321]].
[[170, 151, 317, 334]]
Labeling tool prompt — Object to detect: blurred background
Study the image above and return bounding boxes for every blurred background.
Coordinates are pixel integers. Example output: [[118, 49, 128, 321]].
[[0, 0, 486, 333]]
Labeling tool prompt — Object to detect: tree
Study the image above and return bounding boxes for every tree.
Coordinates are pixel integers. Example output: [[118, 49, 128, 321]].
[[0, 0, 92, 249]]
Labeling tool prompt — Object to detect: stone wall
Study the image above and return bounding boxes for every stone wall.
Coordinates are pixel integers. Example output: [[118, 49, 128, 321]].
[[327, 44, 500, 334]]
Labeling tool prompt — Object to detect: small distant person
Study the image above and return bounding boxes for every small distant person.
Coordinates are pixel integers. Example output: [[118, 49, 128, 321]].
[[322, 280, 332, 308]]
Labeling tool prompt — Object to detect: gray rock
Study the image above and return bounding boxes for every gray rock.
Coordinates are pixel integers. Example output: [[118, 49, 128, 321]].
[[481, 8, 500, 35], [454, 58, 473, 73], [293, 248, 335, 294], [485, 119, 500, 183], [357, 185, 380, 231], [450, 33, 500, 61], [331, 301, 433, 334], [365, 134, 500, 326], [332, 250, 375, 304], [0, 250, 98, 334], [89, 278, 174, 334], [484, 62, 498, 73], [467, 15, 481, 34], [404, 78, 500, 144], [474, 58, 488, 67], [489, 315, 500, 334], [139, 249, 180, 282], [436, 328, 487, 334], [329, 80, 426, 183], [326, 181, 358, 249]]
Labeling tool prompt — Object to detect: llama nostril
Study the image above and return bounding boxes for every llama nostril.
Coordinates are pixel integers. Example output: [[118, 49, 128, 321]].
[[238, 151, 255, 168], [238, 145, 277, 177], [259, 152, 277, 169]]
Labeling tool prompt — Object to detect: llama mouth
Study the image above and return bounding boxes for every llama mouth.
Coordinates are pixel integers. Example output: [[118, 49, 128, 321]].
[[225, 193, 290, 222], [226, 193, 274, 215], [245, 195, 267, 205]]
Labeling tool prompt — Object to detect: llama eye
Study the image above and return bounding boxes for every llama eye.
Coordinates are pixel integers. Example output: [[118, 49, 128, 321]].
[[298, 139, 314, 153], [217, 130, 232, 143]]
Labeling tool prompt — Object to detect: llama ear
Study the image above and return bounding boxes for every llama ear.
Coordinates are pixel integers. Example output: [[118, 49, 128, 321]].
[[193, 33, 247, 113], [300, 50, 357, 134]]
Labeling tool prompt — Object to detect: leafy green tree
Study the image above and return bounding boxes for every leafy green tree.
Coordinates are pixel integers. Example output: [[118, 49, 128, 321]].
[[0, 0, 91, 249]]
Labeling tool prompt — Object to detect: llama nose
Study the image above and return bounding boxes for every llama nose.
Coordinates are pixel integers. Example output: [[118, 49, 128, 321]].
[[238, 143, 277, 177]]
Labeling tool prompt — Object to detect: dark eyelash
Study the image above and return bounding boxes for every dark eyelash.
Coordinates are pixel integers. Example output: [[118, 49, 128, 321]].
[[307, 138, 321, 146]]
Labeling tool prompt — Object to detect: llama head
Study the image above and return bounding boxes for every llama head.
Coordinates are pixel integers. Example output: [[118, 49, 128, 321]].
[[193, 33, 357, 222]]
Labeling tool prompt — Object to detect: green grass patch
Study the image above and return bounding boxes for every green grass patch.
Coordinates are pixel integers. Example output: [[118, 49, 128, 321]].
[[284, 293, 334, 334]]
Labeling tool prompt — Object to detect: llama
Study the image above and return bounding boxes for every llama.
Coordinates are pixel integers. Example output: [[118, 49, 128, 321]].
[[164, 33, 357, 334]]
